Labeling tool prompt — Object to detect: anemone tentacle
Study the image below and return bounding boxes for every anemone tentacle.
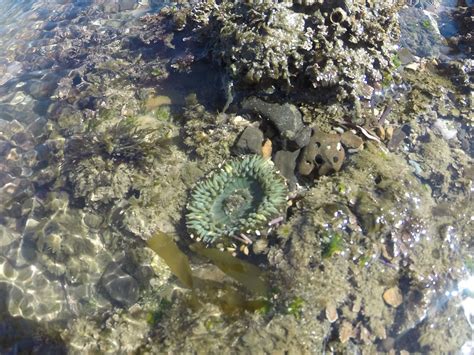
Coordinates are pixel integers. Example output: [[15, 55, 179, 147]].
[[186, 155, 288, 245]]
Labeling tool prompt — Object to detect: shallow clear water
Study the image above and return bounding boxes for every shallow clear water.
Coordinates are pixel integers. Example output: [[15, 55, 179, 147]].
[[0, 0, 472, 353]]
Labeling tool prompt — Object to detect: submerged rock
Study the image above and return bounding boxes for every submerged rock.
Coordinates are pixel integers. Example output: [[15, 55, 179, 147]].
[[274, 149, 300, 191], [241, 97, 308, 146], [100, 261, 139, 307], [265, 142, 470, 352], [232, 126, 264, 156]]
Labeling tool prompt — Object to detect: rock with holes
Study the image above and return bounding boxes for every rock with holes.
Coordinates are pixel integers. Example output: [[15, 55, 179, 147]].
[[298, 129, 345, 177]]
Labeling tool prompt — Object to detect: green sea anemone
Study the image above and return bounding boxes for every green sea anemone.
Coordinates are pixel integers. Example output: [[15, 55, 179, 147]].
[[186, 155, 288, 245]]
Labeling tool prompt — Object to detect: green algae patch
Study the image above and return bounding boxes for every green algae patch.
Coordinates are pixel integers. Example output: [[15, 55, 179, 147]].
[[286, 296, 305, 320], [321, 233, 344, 258], [146, 299, 173, 326], [190, 242, 269, 297], [147, 231, 194, 289]]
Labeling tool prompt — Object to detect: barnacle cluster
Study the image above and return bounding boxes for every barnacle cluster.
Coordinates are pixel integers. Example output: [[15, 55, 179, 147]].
[[188, 0, 401, 103], [186, 155, 288, 245]]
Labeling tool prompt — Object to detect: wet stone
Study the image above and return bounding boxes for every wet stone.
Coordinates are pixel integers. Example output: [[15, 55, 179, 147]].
[[383, 286, 403, 308], [27, 118, 48, 139], [34, 144, 51, 163], [341, 131, 364, 150], [241, 97, 306, 146], [387, 127, 407, 151], [0, 101, 38, 124], [232, 126, 264, 155], [100, 261, 139, 307], [0, 140, 12, 156], [98, 0, 139, 12], [294, 126, 312, 149], [274, 149, 300, 191], [83, 212, 103, 230], [27, 79, 58, 100], [325, 302, 338, 323]]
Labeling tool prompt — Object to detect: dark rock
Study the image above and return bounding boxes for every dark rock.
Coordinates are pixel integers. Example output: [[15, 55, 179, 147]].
[[27, 78, 57, 100], [241, 97, 307, 147], [34, 144, 51, 162], [0, 140, 12, 156], [274, 149, 300, 190], [294, 126, 312, 148], [118, 0, 138, 11], [27, 117, 48, 139], [232, 126, 264, 155], [387, 127, 407, 151], [100, 261, 139, 307], [0, 303, 67, 355]]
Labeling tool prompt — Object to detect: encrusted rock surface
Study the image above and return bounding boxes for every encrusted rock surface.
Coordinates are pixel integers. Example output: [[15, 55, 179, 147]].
[[187, 0, 402, 105], [0, 0, 472, 354]]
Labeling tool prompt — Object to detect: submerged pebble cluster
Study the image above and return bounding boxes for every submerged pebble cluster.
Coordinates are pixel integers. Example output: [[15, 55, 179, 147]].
[[186, 155, 288, 245]]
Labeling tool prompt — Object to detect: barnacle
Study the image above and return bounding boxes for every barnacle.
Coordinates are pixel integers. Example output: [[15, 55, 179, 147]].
[[189, 0, 402, 105], [186, 155, 288, 245]]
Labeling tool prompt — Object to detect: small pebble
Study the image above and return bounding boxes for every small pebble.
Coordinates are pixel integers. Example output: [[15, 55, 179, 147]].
[[432, 119, 457, 140], [325, 302, 338, 323], [232, 115, 251, 126], [374, 126, 385, 140], [385, 126, 394, 141], [383, 286, 403, 307], [387, 127, 406, 151], [261, 138, 272, 159], [339, 321, 354, 344], [405, 62, 420, 71]]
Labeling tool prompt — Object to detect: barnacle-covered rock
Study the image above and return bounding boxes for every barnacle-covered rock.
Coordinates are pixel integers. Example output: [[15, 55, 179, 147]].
[[188, 0, 401, 105], [186, 155, 288, 245]]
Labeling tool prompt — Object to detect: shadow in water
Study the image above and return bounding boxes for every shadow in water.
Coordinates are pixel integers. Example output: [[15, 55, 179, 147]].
[[0, 284, 67, 355]]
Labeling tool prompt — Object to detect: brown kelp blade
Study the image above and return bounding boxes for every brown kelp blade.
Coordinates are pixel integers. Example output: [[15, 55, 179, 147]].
[[189, 242, 268, 297], [147, 231, 194, 289]]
